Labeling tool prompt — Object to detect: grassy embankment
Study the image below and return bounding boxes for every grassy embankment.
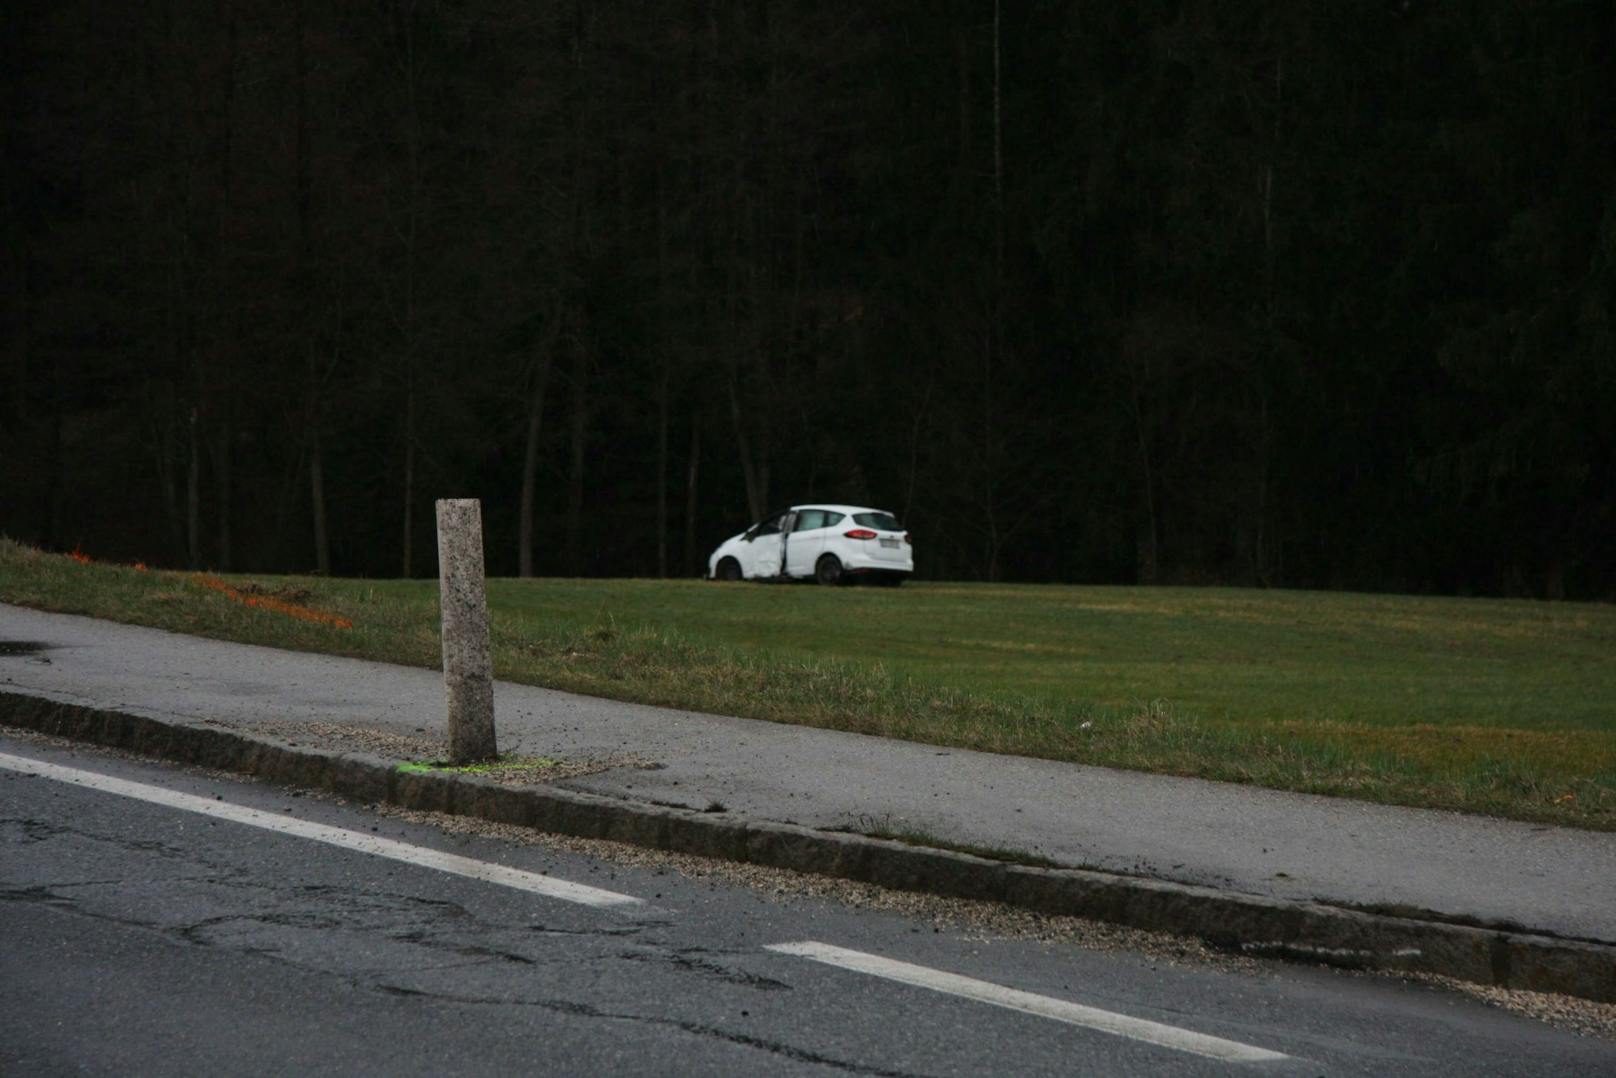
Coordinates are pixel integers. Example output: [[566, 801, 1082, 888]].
[[2, 537, 1612, 829]]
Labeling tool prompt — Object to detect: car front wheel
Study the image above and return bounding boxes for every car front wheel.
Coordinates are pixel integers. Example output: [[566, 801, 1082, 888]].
[[814, 555, 844, 586], [715, 558, 742, 582]]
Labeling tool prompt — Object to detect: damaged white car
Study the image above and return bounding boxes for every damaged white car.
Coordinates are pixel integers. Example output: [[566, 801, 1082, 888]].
[[708, 504, 912, 586]]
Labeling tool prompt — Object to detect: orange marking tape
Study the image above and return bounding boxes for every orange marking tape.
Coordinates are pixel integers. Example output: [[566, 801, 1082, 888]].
[[194, 575, 354, 630]]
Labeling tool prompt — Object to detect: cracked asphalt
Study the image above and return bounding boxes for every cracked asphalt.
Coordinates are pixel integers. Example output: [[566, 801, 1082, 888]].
[[4, 734, 1613, 1076]]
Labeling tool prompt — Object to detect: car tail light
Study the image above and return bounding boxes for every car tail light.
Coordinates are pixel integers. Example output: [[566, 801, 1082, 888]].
[[843, 528, 878, 540], [904, 532, 912, 544]]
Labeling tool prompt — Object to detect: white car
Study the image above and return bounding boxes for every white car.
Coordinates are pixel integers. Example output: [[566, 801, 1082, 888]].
[[708, 504, 913, 586]]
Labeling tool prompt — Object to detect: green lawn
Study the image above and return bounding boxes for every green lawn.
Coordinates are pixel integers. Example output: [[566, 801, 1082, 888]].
[[3, 538, 1612, 828], [499, 578, 1614, 731]]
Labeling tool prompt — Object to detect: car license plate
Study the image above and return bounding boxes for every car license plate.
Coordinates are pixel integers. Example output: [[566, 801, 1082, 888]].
[[879, 538, 899, 549]]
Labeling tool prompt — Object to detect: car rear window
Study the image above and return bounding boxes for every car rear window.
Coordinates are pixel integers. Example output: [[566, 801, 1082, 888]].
[[853, 512, 902, 531]]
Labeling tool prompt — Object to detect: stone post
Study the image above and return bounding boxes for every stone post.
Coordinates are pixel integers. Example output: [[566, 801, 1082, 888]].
[[436, 498, 497, 763]]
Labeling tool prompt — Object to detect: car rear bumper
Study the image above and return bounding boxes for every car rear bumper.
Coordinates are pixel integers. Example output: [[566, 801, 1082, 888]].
[[840, 550, 913, 574]]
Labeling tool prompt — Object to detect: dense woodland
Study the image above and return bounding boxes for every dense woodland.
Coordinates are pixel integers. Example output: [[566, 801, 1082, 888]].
[[3, 2, 1612, 597]]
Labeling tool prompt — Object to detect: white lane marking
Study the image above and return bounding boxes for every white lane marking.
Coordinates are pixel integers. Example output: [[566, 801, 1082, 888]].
[[0, 752, 642, 910], [766, 941, 1289, 1064]]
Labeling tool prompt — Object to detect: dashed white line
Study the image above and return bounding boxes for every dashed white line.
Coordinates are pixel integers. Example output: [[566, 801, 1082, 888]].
[[0, 752, 643, 910], [766, 941, 1290, 1063], [1, 750, 1291, 1062]]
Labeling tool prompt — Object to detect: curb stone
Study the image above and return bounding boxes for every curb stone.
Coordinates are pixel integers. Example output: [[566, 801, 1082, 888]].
[[4, 688, 1613, 1004]]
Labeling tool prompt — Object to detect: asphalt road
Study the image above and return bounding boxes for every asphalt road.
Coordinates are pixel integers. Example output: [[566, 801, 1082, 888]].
[[3, 734, 1610, 1076]]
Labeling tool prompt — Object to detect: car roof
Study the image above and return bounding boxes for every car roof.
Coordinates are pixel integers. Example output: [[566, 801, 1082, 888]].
[[787, 504, 893, 515]]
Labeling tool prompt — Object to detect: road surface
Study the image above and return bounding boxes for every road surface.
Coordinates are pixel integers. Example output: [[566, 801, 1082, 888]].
[[3, 732, 1610, 1076]]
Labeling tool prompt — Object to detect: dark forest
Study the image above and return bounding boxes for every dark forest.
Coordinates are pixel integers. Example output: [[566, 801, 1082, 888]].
[[3, 2, 1612, 597]]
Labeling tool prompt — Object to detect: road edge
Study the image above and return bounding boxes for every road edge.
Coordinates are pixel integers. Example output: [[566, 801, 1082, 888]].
[[4, 688, 1612, 1004]]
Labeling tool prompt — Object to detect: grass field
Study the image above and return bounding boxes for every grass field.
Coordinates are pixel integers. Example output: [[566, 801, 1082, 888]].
[[2, 538, 1612, 829]]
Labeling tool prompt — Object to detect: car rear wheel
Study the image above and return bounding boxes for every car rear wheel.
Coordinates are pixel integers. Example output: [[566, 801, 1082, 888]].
[[814, 555, 844, 586], [716, 558, 742, 582]]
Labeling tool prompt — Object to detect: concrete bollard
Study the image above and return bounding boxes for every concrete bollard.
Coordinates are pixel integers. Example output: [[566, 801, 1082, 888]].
[[436, 498, 497, 763]]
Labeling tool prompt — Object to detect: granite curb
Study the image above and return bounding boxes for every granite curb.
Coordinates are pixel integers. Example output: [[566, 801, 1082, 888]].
[[4, 688, 1613, 1004]]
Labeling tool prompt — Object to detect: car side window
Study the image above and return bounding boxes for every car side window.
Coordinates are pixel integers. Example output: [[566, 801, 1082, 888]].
[[793, 509, 827, 532], [822, 512, 845, 528], [752, 514, 786, 538]]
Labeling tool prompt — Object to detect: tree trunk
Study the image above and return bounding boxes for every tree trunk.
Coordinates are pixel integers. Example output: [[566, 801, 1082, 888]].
[[294, 0, 326, 576], [213, 3, 238, 572], [401, 382, 415, 577], [992, 0, 1004, 280], [983, 0, 1005, 582], [45, 395, 66, 551], [1253, 393, 1271, 585], [683, 416, 701, 578], [728, 362, 764, 522], [653, 160, 672, 579], [311, 416, 330, 574], [655, 367, 669, 577], [396, 0, 424, 580], [151, 391, 184, 559], [7, 249, 28, 425], [904, 379, 933, 523], [564, 336, 589, 576], [1132, 388, 1160, 585], [186, 406, 201, 568], [1254, 55, 1282, 586], [216, 416, 232, 571], [517, 340, 554, 577]]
